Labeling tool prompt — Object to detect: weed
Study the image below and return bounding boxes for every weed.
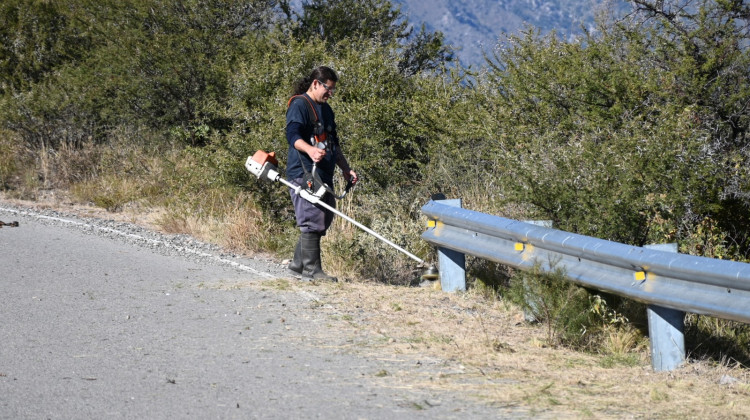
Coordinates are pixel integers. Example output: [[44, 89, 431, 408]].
[[508, 261, 597, 349], [649, 387, 670, 402], [600, 324, 647, 356], [74, 176, 140, 212], [490, 340, 515, 353], [154, 210, 193, 235], [409, 402, 424, 410], [430, 333, 455, 345], [260, 279, 291, 291], [0, 131, 25, 189], [599, 354, 641, 368], [14, 168, 42, 200], [468, 258, 512, 292]]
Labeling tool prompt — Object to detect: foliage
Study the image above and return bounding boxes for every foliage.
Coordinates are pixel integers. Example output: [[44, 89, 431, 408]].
[[685, 314, 750, 366], [484, 0, 750, 358], [76, 0, 279, 144], [0, 0, 91, 94], [398, 24, 455, 76], [507, 261, 647, 353], [1, 0, 281, 149], [0, 69, 103, 150], [0, 130, 26, 190]]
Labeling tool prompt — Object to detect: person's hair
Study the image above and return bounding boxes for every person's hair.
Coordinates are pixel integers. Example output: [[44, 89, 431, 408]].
[[292, 66, 338, 95]]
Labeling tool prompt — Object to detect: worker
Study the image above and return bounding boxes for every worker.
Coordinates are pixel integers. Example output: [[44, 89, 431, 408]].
[[285, 66, 358, 281]]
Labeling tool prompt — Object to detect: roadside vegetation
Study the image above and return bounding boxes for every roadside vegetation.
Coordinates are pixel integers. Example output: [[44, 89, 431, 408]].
[[2, 0, 750, 377]]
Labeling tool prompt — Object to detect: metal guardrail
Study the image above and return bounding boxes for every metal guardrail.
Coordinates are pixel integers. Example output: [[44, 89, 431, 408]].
[[421, 199, 750, 370]]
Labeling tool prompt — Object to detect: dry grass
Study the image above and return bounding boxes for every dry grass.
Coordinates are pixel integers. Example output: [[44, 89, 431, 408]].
[[242, 279, 750, 419], [220, 197, 267, 250], [71, 175, 143, 212], [152, 192, 290, 256]]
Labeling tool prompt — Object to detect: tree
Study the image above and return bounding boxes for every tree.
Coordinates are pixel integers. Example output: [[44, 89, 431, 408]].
[[0, 0, 281, 148], [83, 0, 279, 144], [290, 0, 410, 46], [623, 0, 750, 257], [627, 0, 750, 151], [398, 23, 454, 76], [287, 0, 453, 76]]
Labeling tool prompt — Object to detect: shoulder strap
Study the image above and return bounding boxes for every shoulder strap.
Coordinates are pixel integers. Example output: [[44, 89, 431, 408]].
[[287, 94, 318, 123], [288, 94, 326, 142]]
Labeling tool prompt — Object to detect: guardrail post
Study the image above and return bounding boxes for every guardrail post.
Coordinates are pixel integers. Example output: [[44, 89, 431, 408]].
[[645, 243, 685, 372], [435, 198, 466, 292]]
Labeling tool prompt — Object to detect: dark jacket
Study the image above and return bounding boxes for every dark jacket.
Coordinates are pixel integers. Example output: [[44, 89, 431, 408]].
[[285, 94, 339, 186]]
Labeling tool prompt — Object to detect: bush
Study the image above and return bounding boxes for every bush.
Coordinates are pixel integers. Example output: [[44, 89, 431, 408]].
[[508, 262, 598, 348]]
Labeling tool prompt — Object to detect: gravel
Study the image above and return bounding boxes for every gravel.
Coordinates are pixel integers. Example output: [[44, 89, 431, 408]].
[[0, 201, 289, 280]]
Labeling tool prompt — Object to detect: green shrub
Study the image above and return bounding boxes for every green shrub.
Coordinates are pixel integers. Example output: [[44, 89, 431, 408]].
[[685, 314, 750, 366], [507, 262, 598, 348]]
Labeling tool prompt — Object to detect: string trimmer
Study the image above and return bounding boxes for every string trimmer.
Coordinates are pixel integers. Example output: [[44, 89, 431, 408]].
[[245, 150, 439, 281]]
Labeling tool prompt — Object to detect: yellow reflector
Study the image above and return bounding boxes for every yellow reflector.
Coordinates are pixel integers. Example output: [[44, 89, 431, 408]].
[[634, 271, 646, 281], [514, 243, 525, 251], [427, 220, 436, 228]]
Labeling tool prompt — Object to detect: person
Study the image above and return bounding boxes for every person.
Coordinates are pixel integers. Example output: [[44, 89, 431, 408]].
[[285, 66, 358, 281]]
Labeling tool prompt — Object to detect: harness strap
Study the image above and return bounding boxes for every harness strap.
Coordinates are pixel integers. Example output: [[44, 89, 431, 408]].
[[287, 94, 327, 143]]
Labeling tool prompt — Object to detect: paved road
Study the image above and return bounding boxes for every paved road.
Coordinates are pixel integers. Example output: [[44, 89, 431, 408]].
[[0, 206, 512, 419]]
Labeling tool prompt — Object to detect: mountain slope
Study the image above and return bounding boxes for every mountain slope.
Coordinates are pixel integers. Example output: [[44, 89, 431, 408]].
[[394, 0, 625, 67]]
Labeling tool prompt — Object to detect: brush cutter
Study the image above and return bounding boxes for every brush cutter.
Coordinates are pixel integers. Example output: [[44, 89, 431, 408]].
[[245, 150, 439, 281]]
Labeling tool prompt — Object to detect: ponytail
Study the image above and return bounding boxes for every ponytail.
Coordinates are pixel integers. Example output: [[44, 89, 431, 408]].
[[293, 76, 314, 96]]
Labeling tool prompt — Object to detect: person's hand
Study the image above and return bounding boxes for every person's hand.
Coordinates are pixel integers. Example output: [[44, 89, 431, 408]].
[[308, 146, 326, 163], [344, 169, 358, 185]]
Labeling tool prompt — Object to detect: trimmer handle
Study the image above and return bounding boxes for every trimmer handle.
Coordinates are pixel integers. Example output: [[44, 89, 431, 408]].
[[344, 178, 355, 194]]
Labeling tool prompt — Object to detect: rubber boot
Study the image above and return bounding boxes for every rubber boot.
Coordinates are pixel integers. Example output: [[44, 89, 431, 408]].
[[287, 238, 303, 277], [300, 231, 337, 282]]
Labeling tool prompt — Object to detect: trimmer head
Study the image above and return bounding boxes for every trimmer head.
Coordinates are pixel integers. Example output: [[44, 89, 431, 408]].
[[420, 265, 440, 281]]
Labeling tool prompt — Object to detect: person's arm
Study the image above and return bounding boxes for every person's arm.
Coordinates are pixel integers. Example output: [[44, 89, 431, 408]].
[[287, 121, 326, 163], [295, 138, 326, 163], [335, 148, 357, 184]]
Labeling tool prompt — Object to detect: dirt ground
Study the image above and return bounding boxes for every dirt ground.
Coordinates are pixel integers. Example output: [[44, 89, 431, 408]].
[[242, 278, 750, 419], [4, 194, 750, 419]]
